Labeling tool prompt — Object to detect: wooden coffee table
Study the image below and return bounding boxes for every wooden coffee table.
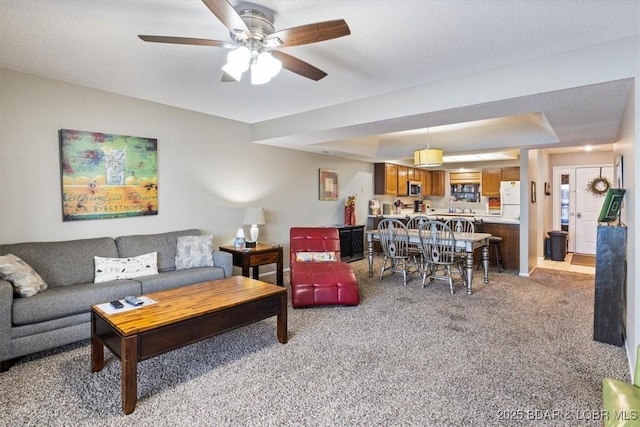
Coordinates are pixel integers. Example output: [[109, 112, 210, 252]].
[[90, 276, 287, 414]]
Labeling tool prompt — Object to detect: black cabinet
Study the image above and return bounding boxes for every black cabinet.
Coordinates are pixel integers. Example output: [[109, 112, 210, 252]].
[[594, 225, 627, 346], [337, 225, 365, 262]]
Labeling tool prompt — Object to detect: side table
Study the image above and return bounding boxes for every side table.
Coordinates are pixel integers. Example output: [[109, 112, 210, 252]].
[[219, 243, 284, 286]]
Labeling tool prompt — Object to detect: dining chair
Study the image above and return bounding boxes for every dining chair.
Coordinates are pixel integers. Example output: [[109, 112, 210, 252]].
[[405, 215, 431, 273], [418, 220, 459, 295], [444, 217, 474, 282], [377, 218, 419, 286]]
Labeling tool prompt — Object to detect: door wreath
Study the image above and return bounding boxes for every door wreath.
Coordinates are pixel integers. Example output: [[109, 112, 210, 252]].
[[585, 176, 611, 197]]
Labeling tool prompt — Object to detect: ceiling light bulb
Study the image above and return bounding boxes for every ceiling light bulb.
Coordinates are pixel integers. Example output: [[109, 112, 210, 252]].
[[222, 62, 246, 81], [257, 52, 282, 78], [227, 46, 251, 67]]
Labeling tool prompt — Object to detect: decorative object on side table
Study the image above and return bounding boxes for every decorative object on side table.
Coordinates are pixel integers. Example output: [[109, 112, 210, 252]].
[[233, 228, 246, 248], [243, 207, 265, 243], [344, 195, 356, 225]]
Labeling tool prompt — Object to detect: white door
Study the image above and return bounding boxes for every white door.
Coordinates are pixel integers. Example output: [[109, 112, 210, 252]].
[[575, 166, 613, 254]]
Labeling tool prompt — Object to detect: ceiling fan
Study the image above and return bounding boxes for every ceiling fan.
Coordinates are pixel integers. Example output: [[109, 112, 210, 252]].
[[138, 0, 351, 84]]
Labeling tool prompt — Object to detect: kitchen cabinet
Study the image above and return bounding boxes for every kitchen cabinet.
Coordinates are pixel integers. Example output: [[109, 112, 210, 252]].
[[422, 170, 432, 196], [430, 170, 445, 196], [397, 165, 408, 196], [374, 163, 398, 195], [474, 222, 519, 270], [337, 225, 365, 262], [502, 167, 520, 181], [450, 171, 481, 184], [482, 168, 502, 196]]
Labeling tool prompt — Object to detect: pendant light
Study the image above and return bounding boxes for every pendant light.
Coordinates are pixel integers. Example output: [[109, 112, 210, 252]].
[[414, 128, 443, 167]]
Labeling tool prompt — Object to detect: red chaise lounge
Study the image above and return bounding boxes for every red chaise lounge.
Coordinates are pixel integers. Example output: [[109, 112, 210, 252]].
[[289, 227, 359, 308]]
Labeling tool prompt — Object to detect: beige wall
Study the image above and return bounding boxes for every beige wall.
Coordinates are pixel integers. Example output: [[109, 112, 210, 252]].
[[0, 69, 374, 271]]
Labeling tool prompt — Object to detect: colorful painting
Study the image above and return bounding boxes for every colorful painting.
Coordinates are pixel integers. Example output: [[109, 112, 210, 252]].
[[319, 168, 338, 201], [59, 129, 158, 221]]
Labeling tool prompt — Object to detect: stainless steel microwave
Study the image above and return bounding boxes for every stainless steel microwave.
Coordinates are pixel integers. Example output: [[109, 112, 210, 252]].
[[408, 180, 422, 196]]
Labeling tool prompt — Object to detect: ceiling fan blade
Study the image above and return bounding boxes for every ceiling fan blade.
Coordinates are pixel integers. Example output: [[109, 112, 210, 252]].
[[221, 72, 237, 82], [201, 0, 252, 40], [270, 51, 327, 81], [264, 20, 350, 48], [138, 35, 234, 48]]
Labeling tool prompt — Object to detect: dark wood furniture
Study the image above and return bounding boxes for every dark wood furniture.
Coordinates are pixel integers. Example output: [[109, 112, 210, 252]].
[[91, 276, 287, 414], [336, 225, 365, 262], [474, 222, 519, 271], [594, 225, 627, 346], [219, 243, 284, 286]]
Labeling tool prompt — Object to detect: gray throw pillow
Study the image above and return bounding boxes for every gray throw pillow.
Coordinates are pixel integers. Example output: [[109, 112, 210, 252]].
[[175, 235, 214, 270], [0, 253, 48, 297]]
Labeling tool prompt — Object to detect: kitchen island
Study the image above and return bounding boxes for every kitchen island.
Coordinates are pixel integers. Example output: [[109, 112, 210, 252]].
[[367, 212, 520, 271]]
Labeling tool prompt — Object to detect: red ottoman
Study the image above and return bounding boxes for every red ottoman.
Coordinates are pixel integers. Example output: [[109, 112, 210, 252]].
[[290, 227, 359, 308]]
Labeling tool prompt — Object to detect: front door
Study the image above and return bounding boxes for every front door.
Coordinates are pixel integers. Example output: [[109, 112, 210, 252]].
[[575, 166, 613, 254]]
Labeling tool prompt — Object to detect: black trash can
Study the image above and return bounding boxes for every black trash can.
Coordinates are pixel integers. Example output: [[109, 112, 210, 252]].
[[548, 230, 568, 261]]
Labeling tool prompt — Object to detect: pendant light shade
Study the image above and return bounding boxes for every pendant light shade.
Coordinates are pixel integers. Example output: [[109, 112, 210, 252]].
[[414, 148, 443, 167], [413, 128, 443, 167]]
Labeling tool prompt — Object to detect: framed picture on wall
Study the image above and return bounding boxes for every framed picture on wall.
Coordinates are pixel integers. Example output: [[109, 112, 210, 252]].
[[59, 129, 158, 221], [531, 181, 536, 203], [319, 169, 339, 201]]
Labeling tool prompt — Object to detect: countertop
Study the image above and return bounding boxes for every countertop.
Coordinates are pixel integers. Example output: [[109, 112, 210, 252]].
[[367, 212, 520, 225]]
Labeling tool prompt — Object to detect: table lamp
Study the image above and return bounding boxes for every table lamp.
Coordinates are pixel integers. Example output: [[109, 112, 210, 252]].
[[243, 207, 265, 243]]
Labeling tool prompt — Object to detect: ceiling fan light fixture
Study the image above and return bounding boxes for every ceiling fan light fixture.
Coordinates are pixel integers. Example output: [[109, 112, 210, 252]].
[[414, 148, 444, 167], [222, 46, 251, 81], [250, 51, 281, 85]]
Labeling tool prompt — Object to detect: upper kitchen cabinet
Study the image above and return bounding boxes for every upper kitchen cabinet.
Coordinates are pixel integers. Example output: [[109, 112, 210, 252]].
[[422, 170, 432, 196], [449, 171, 481, 184], [374, 163, 398, 195], [502, 167, 520, 181], [397, 165, 409, 196], [430, 170, 445, 196], [482, 168, 502, 196]]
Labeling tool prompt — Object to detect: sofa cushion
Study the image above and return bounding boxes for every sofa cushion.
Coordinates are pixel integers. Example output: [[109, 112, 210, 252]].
[[0, 254, 48, 297], [175, 235, 214, 270], [94, 252, 158, 283], [137, 266, 226, 294], [0, 237, 119, 288], [115, 229, 202, 272], [295, 251, 337, 262], [290, 261, 359, 308], [12, 280, 141, 325]]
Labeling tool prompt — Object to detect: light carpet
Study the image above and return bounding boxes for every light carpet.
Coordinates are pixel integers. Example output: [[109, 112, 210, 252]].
[[0, 259, 630, 427]]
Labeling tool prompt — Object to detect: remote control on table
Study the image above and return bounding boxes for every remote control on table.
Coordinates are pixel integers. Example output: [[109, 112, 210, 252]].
[[124, 295, 144, 306], [110, 300, 124, 309]]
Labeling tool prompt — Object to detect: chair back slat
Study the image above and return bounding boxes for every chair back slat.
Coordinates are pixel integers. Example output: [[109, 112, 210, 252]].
[[418, 220, 456, 265], [377, 218, 411, 258]]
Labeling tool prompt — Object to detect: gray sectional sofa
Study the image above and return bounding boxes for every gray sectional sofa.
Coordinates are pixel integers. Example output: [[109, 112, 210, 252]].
[[0, 229, 232, 371]]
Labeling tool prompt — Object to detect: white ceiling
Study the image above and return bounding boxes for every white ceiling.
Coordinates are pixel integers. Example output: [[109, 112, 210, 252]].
[[1, 0, 638, 163]]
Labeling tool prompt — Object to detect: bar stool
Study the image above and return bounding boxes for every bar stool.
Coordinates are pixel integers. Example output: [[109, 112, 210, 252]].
[[475, 219, 505, 272]]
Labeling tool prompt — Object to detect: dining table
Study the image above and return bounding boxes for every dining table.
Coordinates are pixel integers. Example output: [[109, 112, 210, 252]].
[[365, 229, 492, 294]]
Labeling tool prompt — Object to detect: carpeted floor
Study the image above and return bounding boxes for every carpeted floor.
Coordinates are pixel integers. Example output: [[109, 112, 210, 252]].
[[571, 254, 596, 267], [0, 259, 630, 426]]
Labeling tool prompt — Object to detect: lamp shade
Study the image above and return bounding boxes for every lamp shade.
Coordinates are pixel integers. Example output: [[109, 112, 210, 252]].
[[243, 207, 265, 226], [414, 148, 444, 167]]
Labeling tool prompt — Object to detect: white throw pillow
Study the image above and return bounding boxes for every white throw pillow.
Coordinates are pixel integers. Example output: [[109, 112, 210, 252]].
[[295, 251, 337, 262], [175, 235, 214, 270], [0, 253, 48, 297], [94, 252, 158, 283]]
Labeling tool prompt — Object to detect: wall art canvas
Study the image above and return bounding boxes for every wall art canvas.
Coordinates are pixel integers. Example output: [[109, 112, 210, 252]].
[[59, 129, 158, 221], [319, 168, 339, 201]]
